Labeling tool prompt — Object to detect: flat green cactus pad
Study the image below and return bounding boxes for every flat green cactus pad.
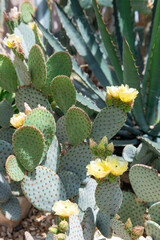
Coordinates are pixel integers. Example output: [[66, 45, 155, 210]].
[[0, 173, 12, 203], [56, 116, 69, 144], [41, 136, 59, 172], [46, 232, 54, 240], [23, 108, 56, 156], [111, 219, 131, 240], [129, 164, 160, 202], [91, 105, 127, 142], [131, 143, 154, 166], [145, 220, 160, 240], [28, 45, 46, 90], [12, 125, 45, 172], [76, 178, 97, 211], [21, 166, 66, 212], [9, 180, 23, 196], [44, 51, 72, 95], [66, 215, 84, 240], [95, 179, 123, 215], [0, 100, 13, 128], [82, 207, 95, 240], [140, 137, 160, 156], [50, 75, 76, 113], [15, 85, 52, 112], [65, 106, 92, 145], [148, 202, 160, 225], [59, 170, 81, 199], [60, 143, 92, 181], [0, 54, 19, 93], [21, 1, 34, 23], [6, 155, 25, 182], [0, 195, 21, 221], [122, 145, 137, 163], [25, 231, 34, 240], [0, 140, 13, 174], [96, 211, 112, 238], [14, 56, 31, 86], [0, 128, 15, 144], [118, 191, 146, 226]]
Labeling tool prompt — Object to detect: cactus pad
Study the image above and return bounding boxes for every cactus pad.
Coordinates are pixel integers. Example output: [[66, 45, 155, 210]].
[[46, 232, 54, 240], [111, 219, 131, 240], [96, 211, 112, 238], [50, 75, 76, 113], [129, 164, 160, 202], [15, 85, 52, 112], [14, 56, 31, 86], [41, 136, 59, 172], [91, 105, 127, 142], [56, 116, 69, 144], [12, 125, 45, 172], [59, 170, 81, 199], [145, 220, 160, 239], [21, 166, 66, 212], [0, 195, 21, 221], [0, 173, 11, 202], [82, 207, 95, 240], [21, 1, 34, 23], [0, 140, 13, 174], [140, 137, 160, 156], [28, 45, 46, 90], [6, 155, 25, 182], [23, 108, 56, 155], [148, 202, 160, 225], [122, 145, 137, 162], [65, 106, 92, 145], [0, 54, 19, 93], [77, 178, 97, 211], [0, 128, 15, 144], [95, 179, 123, 215], [66, 215, 84, 240], [60, 143, 92, 181], [0, 100, 13, 128], [44, 52, 72, 95], [118, 191, 146, 226]]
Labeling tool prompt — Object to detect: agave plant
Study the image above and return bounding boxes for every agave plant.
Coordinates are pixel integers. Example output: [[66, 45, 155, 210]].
[[32, 0, 160, 144]]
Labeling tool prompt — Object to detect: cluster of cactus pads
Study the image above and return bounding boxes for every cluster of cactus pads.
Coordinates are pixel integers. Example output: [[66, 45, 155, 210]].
[[0, 3, 160, 240]]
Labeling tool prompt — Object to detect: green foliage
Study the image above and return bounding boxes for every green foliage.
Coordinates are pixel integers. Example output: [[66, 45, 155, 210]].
[[21, 1, 34, 23]]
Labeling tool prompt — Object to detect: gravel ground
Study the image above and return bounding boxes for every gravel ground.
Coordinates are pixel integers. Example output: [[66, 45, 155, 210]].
[[0, 207, 153, 240]]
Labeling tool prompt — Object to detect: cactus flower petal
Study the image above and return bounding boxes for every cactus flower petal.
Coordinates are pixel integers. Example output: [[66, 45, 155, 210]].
[[86, 158, 110, 179], [106, 155, 128, 176], [10, 112, 26, 128], [52, 200, 79, 217]]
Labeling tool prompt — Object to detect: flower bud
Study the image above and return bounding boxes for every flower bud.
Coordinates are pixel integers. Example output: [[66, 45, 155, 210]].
[[114, 214, 120, 220], [59, 220, 68, 233], [125, 218, 132, 230], [89, 138, 99, 156], [107, 142, 114, 154], [98, 136, 108, 150], [24, 102, 32, 115], [49, 225, 59, 234], [57, 233, 66, 240], [132, 225, 144, 237]]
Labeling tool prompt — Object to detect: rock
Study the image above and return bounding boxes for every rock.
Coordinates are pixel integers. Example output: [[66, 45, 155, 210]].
[[0, 196, 31, 227]]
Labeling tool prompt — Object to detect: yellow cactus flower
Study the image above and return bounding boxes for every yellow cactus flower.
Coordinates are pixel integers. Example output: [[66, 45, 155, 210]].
[[52, 200, 79, 217], [86, 158, 111, 179], [106, 86, 120, 98], [10, 112, 26, 128], [106, 155, 128, 176], [3, 34, 22, 49], [118, 84, 139, 103]]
